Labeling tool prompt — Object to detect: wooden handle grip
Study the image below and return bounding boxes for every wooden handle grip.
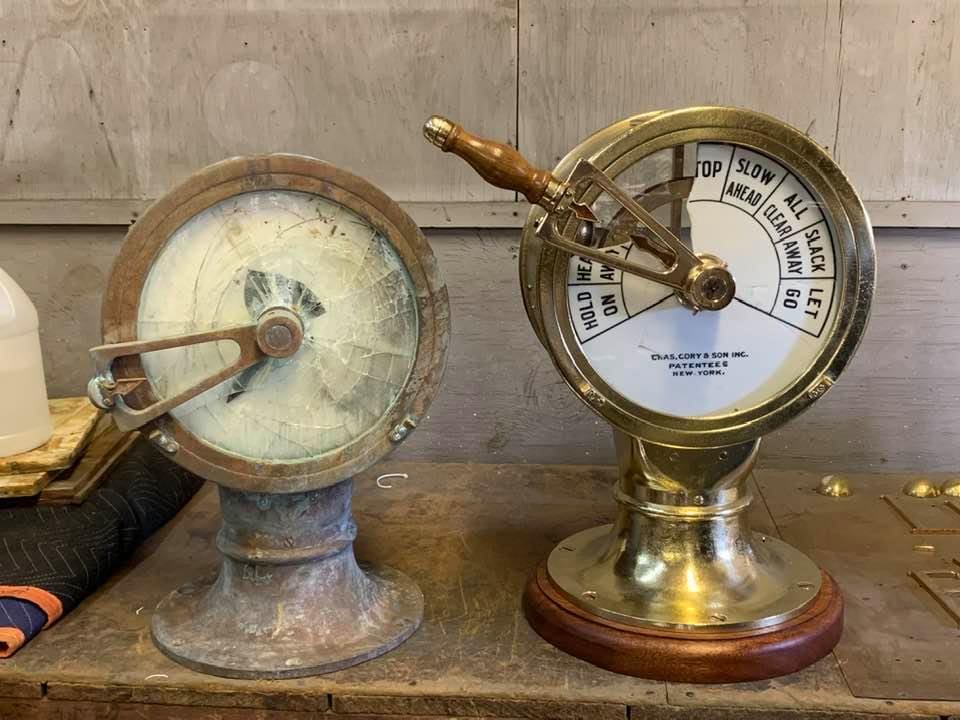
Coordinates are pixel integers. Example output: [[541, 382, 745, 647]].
[[423, 115, 558, 206]]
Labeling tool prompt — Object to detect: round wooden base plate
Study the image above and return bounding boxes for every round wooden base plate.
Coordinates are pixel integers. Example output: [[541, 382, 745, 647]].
[[523, 564, 843, 683]]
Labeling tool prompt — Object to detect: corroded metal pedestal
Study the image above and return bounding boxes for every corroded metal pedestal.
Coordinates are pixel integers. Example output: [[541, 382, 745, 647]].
[[87, 155, 449, 680], [152, 480, 423, 679]]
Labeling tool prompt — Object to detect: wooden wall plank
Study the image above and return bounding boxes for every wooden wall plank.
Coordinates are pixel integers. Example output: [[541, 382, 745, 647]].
[[518, 0, 842, 166], [144, 0, 516, 201], [412, 229, 960, 475], [834, 1, 960, 202], [2, 199, 959, 228], [2, 226, 958, 474], [0, 0, 517, 202]]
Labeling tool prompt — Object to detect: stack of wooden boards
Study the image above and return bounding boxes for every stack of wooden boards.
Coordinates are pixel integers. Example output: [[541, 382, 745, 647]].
[[0, 398, 134, 505]]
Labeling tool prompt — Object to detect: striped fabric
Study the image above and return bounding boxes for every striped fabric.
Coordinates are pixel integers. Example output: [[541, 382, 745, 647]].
[[0, 596, 49, 656], [0, 438, 204, 657]]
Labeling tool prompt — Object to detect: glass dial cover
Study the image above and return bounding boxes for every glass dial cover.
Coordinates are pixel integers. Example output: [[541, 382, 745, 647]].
[[138, 189, 419, 462], [567, 142, 839, 419]]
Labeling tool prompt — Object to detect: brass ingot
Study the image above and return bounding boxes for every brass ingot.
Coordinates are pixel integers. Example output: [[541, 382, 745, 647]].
[[817, 475, 852, 497], [902, 478, 941, 498], [941, 478, 960, 497]]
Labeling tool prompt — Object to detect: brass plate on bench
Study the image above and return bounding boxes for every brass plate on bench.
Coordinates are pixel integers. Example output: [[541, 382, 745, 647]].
[[756, 469, 960, 701]]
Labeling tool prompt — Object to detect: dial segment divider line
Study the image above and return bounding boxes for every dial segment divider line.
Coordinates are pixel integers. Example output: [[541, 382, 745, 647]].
[[718, 144, 735, 202], [692, 149, 828, 257], [756, 167, 838, 337], [682, 195, 836, 332], [771, 218, 827, 246], [734, 296, 822, 339], [572, 145, 834, 343], [752, 171, 788, 218], [726, 150, 831, 248], [682, 197, 784, 315], [568, 243, 676, 345], [618, 243, 631, 334], [574, 293, 675, 345]]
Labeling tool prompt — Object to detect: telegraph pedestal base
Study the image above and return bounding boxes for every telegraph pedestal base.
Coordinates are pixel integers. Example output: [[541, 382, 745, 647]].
[[523, 564, 843, 683], [152, 480, 423, 679]]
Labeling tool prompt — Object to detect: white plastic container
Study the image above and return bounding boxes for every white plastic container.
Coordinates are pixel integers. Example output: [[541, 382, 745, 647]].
[[0, 266, 51, 457]]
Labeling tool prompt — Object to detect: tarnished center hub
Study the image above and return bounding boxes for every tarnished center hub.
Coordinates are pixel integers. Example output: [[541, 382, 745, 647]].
[[685, 254, 736, 311], [256, 307, 304, 358]]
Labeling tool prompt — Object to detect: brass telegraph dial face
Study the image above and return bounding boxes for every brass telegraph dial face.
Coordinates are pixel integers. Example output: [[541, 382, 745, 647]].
[[567, 142, 839, 416], [423, 108, 869, 679], [520, 108, 875, 447], [90, 155, 449, 492]]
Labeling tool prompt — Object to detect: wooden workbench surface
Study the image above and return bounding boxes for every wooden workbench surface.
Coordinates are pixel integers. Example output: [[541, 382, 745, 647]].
[[2, 461, 959, 719]]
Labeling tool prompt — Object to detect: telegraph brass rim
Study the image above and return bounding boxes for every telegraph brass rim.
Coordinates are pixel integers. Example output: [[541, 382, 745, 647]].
[[101, 154, 450, 492], [528, 108, 875, 447]]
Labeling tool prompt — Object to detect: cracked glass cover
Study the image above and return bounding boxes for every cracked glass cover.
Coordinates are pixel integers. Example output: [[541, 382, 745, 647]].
[[137, 189, 419, 463]]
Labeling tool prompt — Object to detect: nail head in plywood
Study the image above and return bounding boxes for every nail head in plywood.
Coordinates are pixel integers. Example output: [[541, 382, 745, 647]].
[[940, 479, 960, 497], [817, 474, 853, 497]]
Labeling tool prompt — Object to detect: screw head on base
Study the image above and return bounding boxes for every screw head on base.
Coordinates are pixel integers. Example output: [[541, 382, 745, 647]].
[[817, 475, 853, 497], [902, 478, 940, 498]]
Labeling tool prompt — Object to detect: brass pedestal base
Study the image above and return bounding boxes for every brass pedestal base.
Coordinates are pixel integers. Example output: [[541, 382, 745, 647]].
[[523, 435, 845, 681], [152, 481, 423, 679], [523, 564, 843, 683]]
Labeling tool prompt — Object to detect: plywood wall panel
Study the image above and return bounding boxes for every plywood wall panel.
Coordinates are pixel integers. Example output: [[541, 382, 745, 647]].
[[519, 0, 960, 206], [0, 1, 958, 210], [0, 2, 149, 199], [144, 0, 517, 201], [4, 226, 959, 474], [0, 0, 517, 202], [834, 1, 960, 202], [518, 0, 842, 167]]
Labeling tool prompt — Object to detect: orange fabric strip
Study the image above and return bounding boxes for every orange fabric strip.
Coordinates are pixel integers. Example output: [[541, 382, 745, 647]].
[[0, 586, 63, 628], [0, 626, 26, 658]]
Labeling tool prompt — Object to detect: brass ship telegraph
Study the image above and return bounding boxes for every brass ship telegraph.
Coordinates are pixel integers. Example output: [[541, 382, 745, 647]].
[[425, 108, 874, 682], [87, 155, 449, 678]]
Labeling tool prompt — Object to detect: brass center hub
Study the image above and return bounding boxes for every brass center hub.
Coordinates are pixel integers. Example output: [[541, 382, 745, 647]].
[[256, 307, 304, 358], [685, 254, 736, 311]]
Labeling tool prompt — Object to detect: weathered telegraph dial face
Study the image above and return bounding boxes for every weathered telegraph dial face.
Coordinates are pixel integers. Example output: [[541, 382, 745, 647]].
[[136, 189, 420, 464], [88, 155, 448, 679], [425, 107, 873, 681]]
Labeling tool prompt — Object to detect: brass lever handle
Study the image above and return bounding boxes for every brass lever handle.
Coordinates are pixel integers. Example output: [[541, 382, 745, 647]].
[[423, 115, 563, 208], [423, 116, 735, 311]]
